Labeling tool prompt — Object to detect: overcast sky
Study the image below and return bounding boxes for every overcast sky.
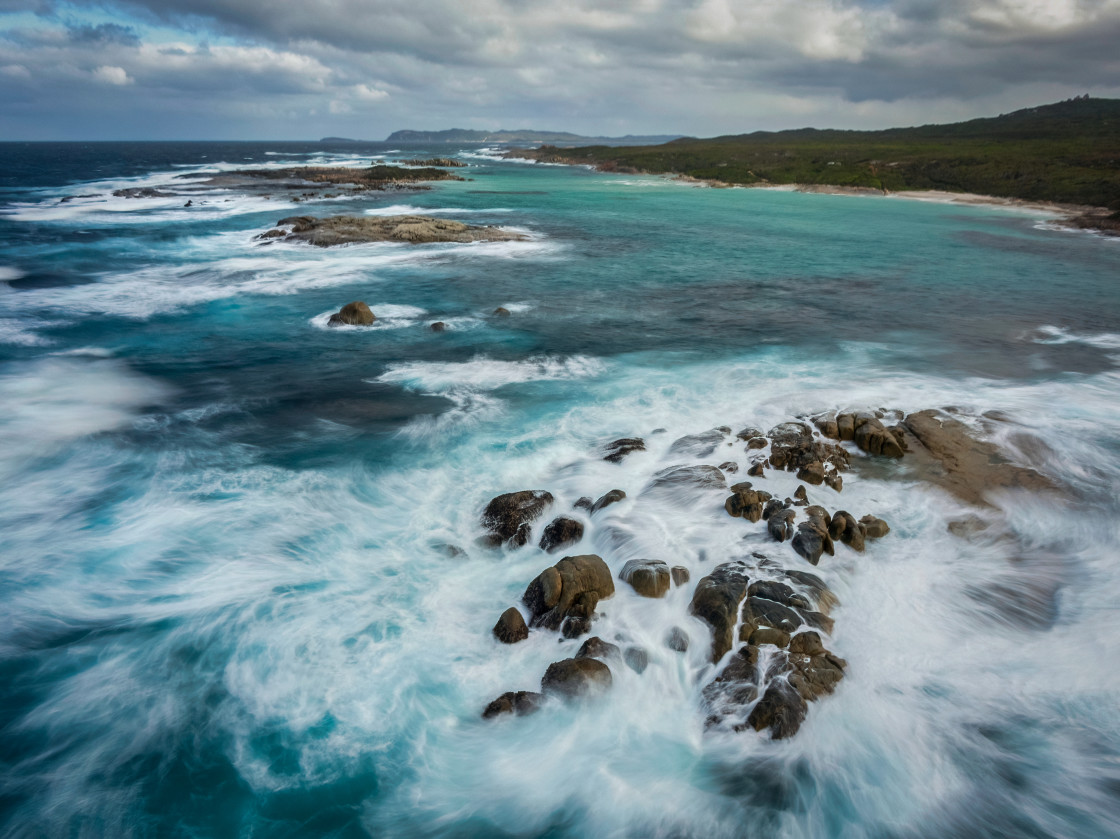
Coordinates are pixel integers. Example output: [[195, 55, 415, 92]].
[[1, 0, 1119, 140]]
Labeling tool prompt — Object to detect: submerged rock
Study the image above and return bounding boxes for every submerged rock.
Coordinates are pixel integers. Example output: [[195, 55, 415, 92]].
[[328, 301, 375, 326], [590, 489, 626, 514], [493, 306, 512, 316], [666, 626, 690, 652], [669, 428, 727, 457], [576, 636, 621, 661], [645, 465, 727, 495]]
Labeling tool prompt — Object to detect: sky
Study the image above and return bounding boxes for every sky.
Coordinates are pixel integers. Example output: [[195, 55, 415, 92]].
[[1, 0, 1119, 140]]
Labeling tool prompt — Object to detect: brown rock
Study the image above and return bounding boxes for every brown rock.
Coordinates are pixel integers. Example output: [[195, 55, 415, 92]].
[[747, 461, 766, 477], [482, 690, 543, 719], [272, 214, 527, 247], [576, 636, 621, 661], [430, 321, 448, 332], [690, 563, 749, 663], [671, 565, 690, 587], [538, 516, 585, 553], [620, 559, 671, 598], [493, 607, 528, 644], [859, 515, 890, 539], [523, 554, 615, 631], [541, 658, 612, 699], [603, 437, 645, 463], [494, 307, 512, 316], [590, 489, 626, 514], [797, 461, 825, 485], [328, 300, 376, 326], [482, 490, 554, 547], [747, 680, 808, 740]]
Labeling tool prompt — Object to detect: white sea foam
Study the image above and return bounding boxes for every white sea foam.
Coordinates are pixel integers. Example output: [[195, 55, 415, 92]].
[[376, 355, 605, 393], [0, 266, 26, 283], [362, 204, 513, 216], [1031, 324, 1120, 350], [0, 317, 56, 346]]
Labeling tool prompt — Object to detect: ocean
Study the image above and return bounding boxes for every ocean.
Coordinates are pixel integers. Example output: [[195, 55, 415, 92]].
[[1, 141, 1119, 838]]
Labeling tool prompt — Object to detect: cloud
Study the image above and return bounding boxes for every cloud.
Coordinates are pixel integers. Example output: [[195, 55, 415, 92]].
[[91, 64, 131, 84], [1, 0, 1119, 138]]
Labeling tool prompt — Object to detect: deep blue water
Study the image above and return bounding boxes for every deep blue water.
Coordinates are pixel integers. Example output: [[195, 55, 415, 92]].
[[1, 141, 1120, 838]]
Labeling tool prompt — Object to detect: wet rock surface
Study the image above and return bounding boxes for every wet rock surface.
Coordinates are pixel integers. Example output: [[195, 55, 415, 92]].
[[523, 554, 615, 631], [539, 516, 585, 553], [603, 437, 646, 463], [481, 490, 554, 548], [541, 657, 613, 699], [482, 690, 543, 719], [493, 607, 528, 644], [619, 559, 671, 598], [327, 300, 375, 326], [262, 214, 527, 247]]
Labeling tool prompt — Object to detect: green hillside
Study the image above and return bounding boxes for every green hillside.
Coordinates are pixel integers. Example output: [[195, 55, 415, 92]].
[[518, 98, 1120, 210]]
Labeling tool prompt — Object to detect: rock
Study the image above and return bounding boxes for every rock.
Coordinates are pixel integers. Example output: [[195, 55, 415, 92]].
[[482, 490, 553, 547], [256, 228, 287, 240], [745, 437, 768, 450], [113, 187, 175, 198], [783, 570, 839, 615], [669, 428, 726, 457], [793, 485, 809, 504], [666, 627, 690, 652], [724, 483, 773, 522], [747, 680, 808, 739], [576, 636, 621, 661], [769, 421, 851, 475], [851, 413, 905, 458], [789, 631, 825, 656], [797, 461, 825, 485], [743, 596, 804, 634], [719, 461, 739, 474], [561, 616, 592, 639], [859, 515, 890, 539], [539, 516, 585, 553], [401, 158, 468, 168], [903, 409, 1055, 507], [430, 321, 448, 332], [541, 657, 612, 699], [620, 559, 671, 598], [482, 690, 543, 719], [815, 417, 840, 439], [824, 471, 843, 492], [747, 462, 766, 477], [829, 511, 866, 551], [837, 413, 856, 441], [574, 496, 594, 512], [791, 516, 834, 566], [768, 509, 796, 543], [493, 607, 529, 643], [748, 580, 811, 610], [648, 464, 727, 492], [494, 306, 512, 316], [523, 554, 615, 631], [623, 646, 649, 674], [748, 627, 791, 648], [327, 301, 376, 326], [268, 214, 528, 247], [590, 489, 626, 514], [690, 563, 750, 663], [735, 426, 763, 441], [803, 506, 832, 529], [762, 498, 786, 520], [671, 565, 690, 587], [603, 437, 645, 463]]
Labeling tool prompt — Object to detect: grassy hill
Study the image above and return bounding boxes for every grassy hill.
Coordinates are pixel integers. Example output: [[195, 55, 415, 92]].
[[517, 98, 1120, 211]]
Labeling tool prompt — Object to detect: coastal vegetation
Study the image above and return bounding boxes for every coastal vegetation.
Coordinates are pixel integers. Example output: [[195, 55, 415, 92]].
[[515, 98, 1120, 212]]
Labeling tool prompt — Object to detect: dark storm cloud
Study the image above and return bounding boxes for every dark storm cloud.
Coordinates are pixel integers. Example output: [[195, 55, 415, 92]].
[[67, 22, 140, 45]]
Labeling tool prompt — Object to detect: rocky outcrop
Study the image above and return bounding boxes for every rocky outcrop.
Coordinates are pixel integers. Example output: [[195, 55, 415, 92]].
[[523, 554, 615, 632], [817, 412, 906, 458], [576, 636, 621, 662], [482, 690, 543, 719], [113, 187, 175, 198], [669, 428, 729, 457], [766, 421, 849, 486], [493, 607, 528, 644], [264, 215, 527, 247], [541, 657, 612, 699], [401, 158, 468, 168], [539, 516, 585, 553], [619, 559, 671, 598], [724, 482, 772, 522], [690, 563, 750, 663], [481, 490, 554, 548], [902, 409, 1055, 506], [328, 301, 375, 326], [791, 513, 835, 565]]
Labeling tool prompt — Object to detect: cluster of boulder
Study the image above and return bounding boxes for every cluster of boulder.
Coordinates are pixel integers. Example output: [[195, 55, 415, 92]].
[[476, 405, 1054, 740]]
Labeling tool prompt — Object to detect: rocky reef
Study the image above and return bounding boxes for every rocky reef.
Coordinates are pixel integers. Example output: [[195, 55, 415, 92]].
[[255, 215, 528, 247], [477, 404, 1059, 741]]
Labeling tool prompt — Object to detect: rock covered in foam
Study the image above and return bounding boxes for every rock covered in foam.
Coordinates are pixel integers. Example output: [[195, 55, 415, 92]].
[[541, 657, 612, 699], [328, 301, 375, 326], [619, 559, 671, 598], [481, 490, 554, 548]]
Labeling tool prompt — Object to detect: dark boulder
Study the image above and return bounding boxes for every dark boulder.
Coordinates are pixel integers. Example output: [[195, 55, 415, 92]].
[[724, 482, 773, 522], [719, 461, 739, 474], [743, 596, 804, 634], [747, 461, 766, 477], [493, 607, 528, 644], [494, 306, 512, 316], [645, 465, 727, 494], [745, 437, 768, 450], [797, 461, 825, 485], [748, 580, 811, 610], [747, 627, 791, 648], [603, 437, 646, 463], [624, 646, 650, 674], [620, 559, 671, 598], [860, 515, 890, 539], [574, 496, 594, 512], [523, 554, 615, 631], [482, 490, 554, 548], [767, 509, 796, 543], [735, 426, 763, 441], [847, 412, 905, 458], [690, 563, 750, 663], [829, 511, 866, 551], [768, 421, 850, 475], [560, 591, 600, 639], [541, 657, 612, 699], [590, 489, 626, 514], [430, 321, 448, 332], [791, 516, 834, 565], [671, 565, 690, 587], [328, 301, 376, 326], [783, 570, 839, 615], [539, 516, 585, 553], [482, 690, 543, 719]]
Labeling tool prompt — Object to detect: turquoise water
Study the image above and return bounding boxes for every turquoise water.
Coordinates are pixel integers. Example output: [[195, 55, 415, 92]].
[[1, 143, 1120, 838]]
